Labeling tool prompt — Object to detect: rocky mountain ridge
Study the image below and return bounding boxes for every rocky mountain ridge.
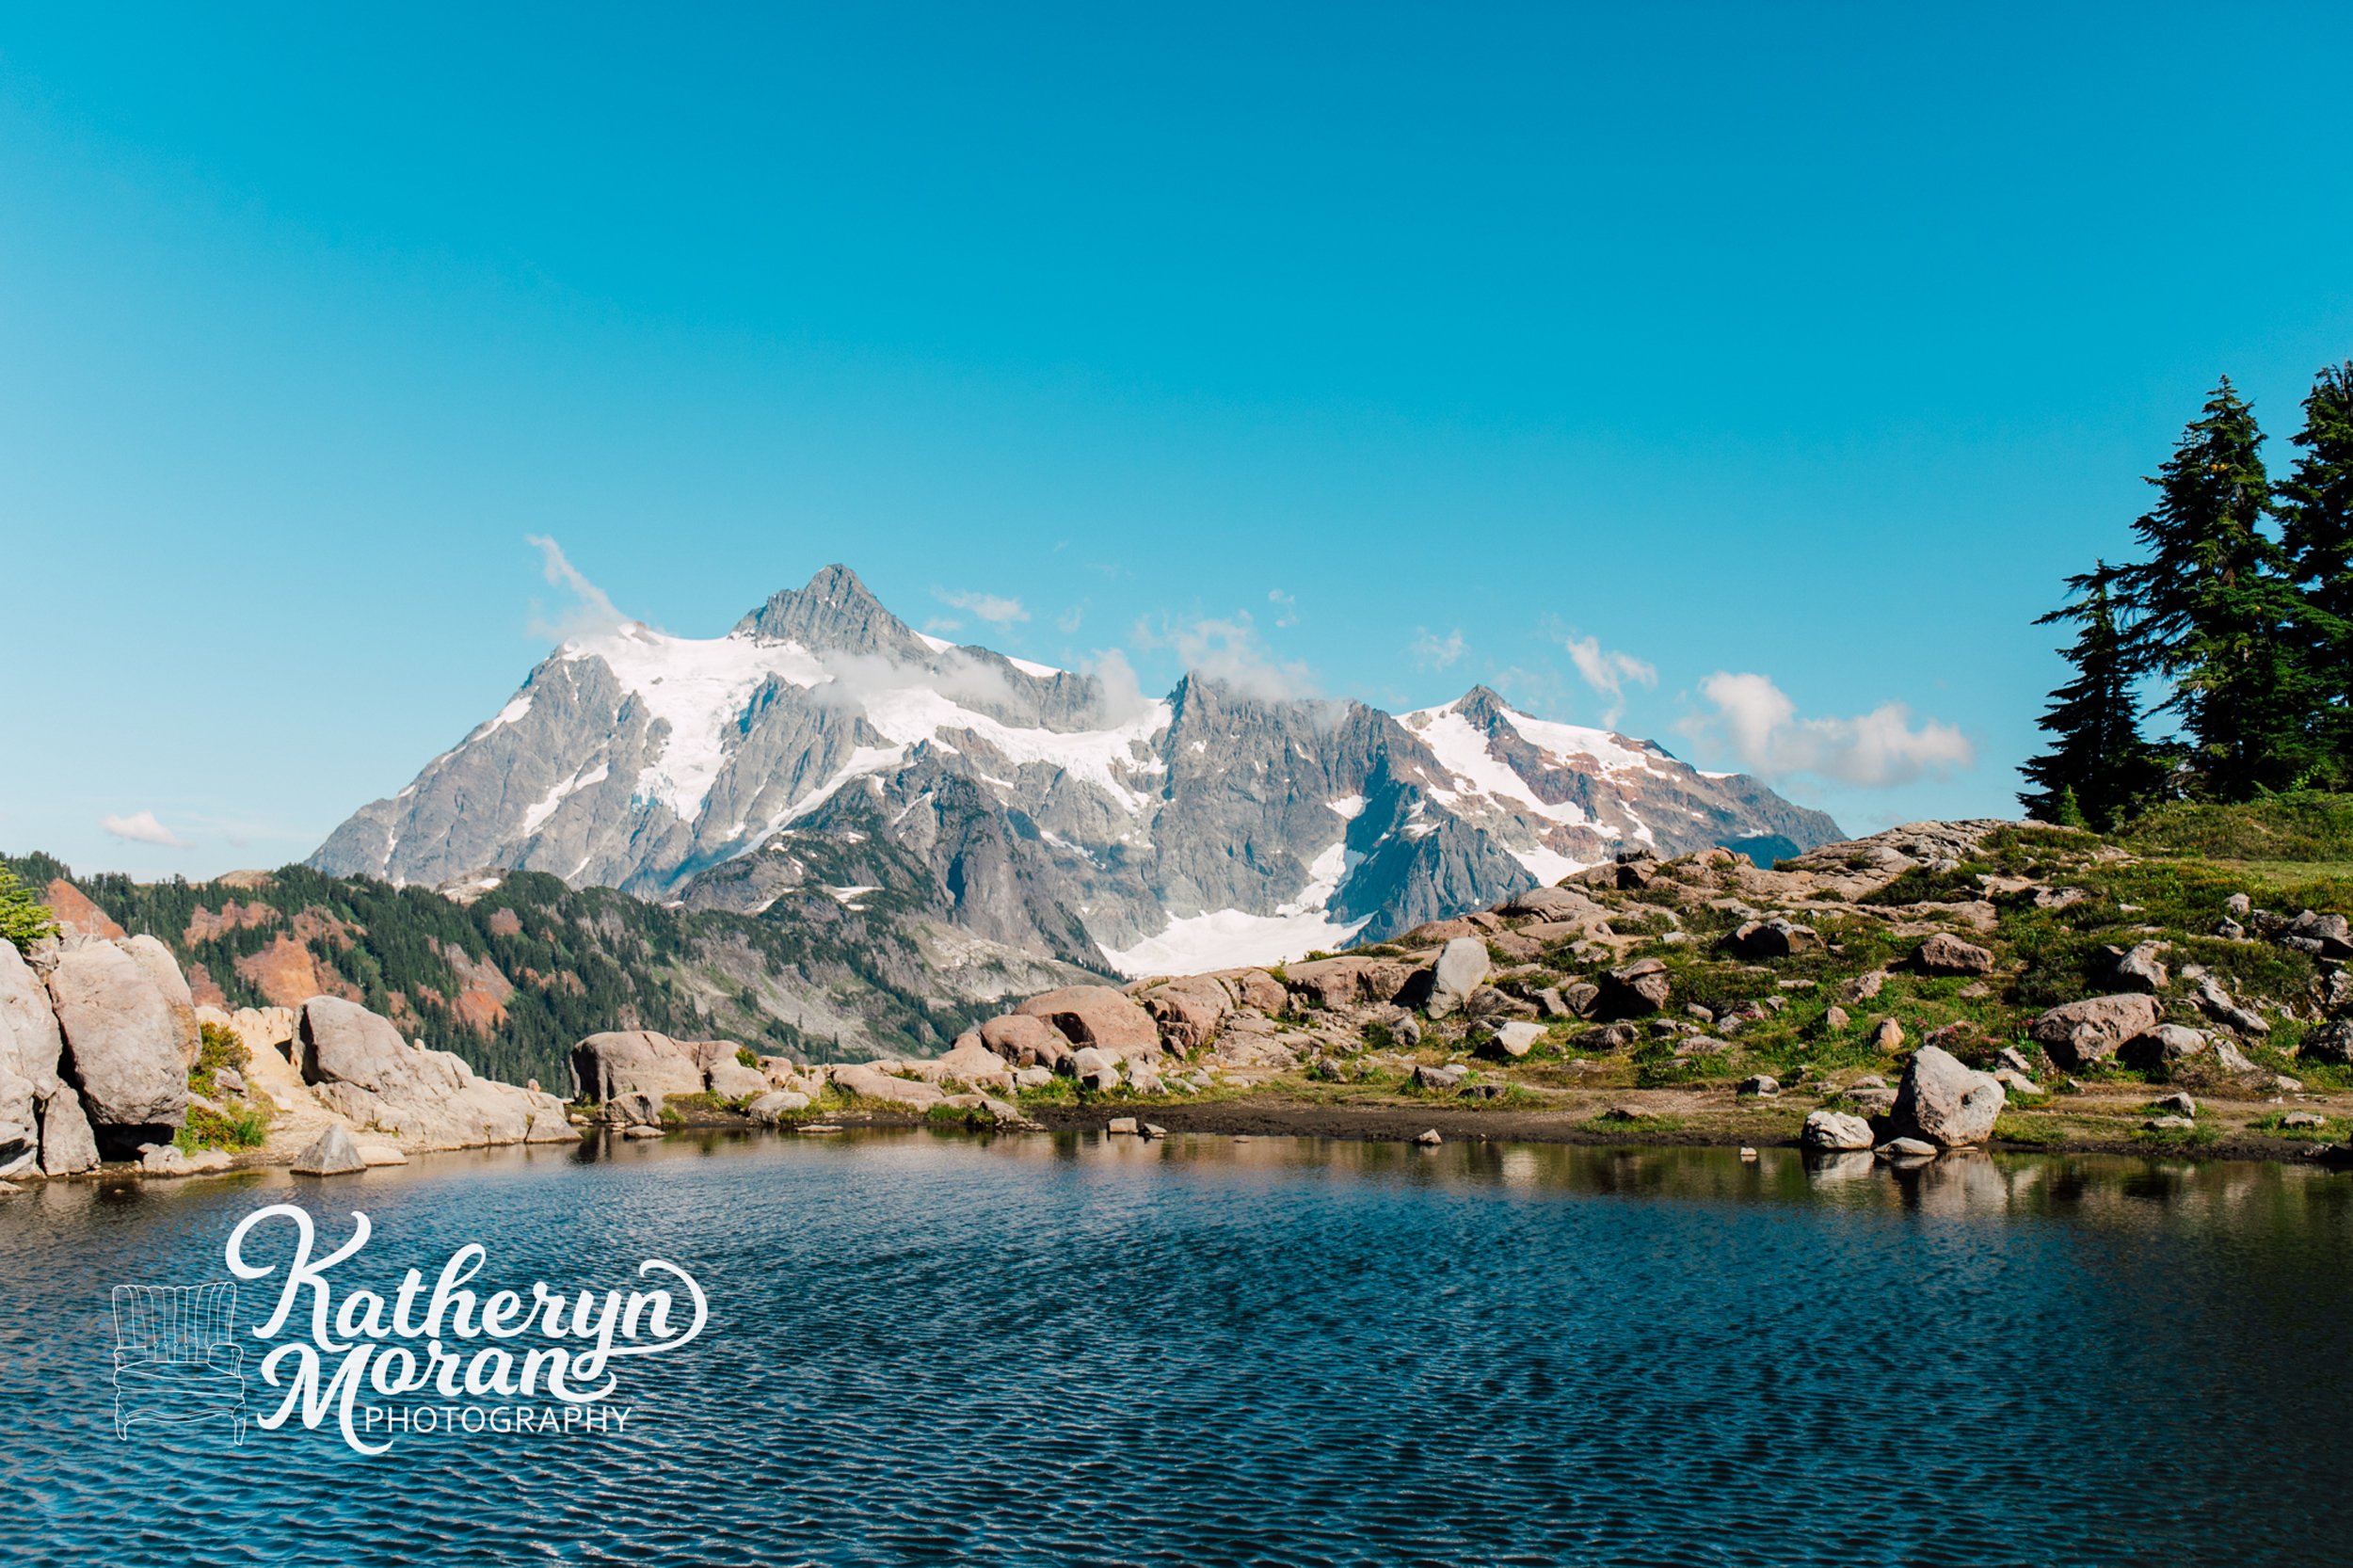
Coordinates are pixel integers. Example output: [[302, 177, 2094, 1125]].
[[312, 565, 1842, 977]]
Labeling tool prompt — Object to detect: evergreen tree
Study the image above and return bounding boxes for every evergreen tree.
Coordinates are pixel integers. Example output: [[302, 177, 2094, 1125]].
[[2279, 361, 2353, 776], [0, 865, 57, 953], [2020, 563, 2159, 827], [2116, 377, 2322, 798]]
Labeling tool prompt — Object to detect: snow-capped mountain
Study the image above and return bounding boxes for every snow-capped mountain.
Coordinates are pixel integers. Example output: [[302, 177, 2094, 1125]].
[[312, 566, 1840, 975]]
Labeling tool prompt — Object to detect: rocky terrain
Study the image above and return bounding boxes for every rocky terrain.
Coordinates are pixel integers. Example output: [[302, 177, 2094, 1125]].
[[725, 808, 2353, 1163], [18, 801, 2353, 1188], [312, 565, 1840, 981], [0, 923, 577, 1182]]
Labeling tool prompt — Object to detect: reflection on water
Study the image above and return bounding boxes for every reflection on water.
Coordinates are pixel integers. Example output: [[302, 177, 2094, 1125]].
[[4, 1129, 2350, 1565]]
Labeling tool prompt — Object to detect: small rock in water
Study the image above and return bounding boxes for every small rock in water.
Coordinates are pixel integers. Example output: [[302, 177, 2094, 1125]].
[[1801, 1110, 1875, 1151], [1415, 1128, 1443, 1146], [292, 1125, 367, 1176], [1875, 1137, 1938, 1161], [1141, 1123, 1168, 1140], [622, 1125, 665, 1139], [1106, 1116, 1140, 1135], [1738, 1146, 1758, 1161]]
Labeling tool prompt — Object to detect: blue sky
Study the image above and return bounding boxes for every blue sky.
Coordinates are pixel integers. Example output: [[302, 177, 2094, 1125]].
[[5, 3, 2351, 879]]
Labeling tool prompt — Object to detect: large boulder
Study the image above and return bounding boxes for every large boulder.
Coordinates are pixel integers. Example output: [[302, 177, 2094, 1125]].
[[1891, 1045, 2005, 1148], [568, 1031, 706, 1103], [1801, 1110, 1876, 1151], [1427, 938, 1490, 1019], [930, 1034, 1015, 1090], [1016, 986, 1162, 1060], [1728, 920, 1821, 959], [0, 940, 64, 1094], [1070, 1047, 1123, 1093], [1499, 886, 1606, 921], [36, 1084, 98, 1176], [829, 1063, 947, 1110], [1138, 976, 1233, 1053], [745, 1090, 810, 1125], [979, 1014, 1075, 1070], [1916, 934, 1995, 976], [46, 941, 187, 1140], [120, 935, 201, 1067], [1596, 958, 1673, 1019], [2030, 994, 2162, 1070]]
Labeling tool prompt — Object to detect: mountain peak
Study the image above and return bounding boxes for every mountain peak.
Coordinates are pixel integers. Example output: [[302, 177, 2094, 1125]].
[[1450, 685, 1514, 726], [732, 564, 929, 658]]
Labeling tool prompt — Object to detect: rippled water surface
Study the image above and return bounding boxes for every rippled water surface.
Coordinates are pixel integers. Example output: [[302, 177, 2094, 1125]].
[[5, 1131, 2353, 1565]]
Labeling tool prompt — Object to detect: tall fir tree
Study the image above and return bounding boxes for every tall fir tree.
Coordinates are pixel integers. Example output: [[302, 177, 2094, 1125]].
[[2278, 361, 2353, 777], [2020, 562, 2159, 827], [2117, 377, 2322, 799]]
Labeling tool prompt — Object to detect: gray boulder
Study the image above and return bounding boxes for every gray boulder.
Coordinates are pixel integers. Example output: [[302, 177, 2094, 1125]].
[[1891, 1045, 2005, 1148], [1730, 919, 1821, 958], [1427, 938, 1490, 1019], [745, 1090, 811, 1124], [1597, 958, 1672, 1018], [292, 1125, 367, 1176], [1737, 1074, 1780, 1097], [1801, 1110, 1875, 1150], [1916, 933, 1995, 976], [1413, 1063, 1468, 1090], [0, 941, 64, 1094], [46, 941, 187, 1138], [2193, 976, 2270, 1035], [2106, 941, 2169, 993], [1070, 1047, 1123, 1093], [1493, 1020, 1545, 1058], [36, 1086, 98, 1175], [568, 1030, 706, 1102], [2030, 994, 2161, 1071]]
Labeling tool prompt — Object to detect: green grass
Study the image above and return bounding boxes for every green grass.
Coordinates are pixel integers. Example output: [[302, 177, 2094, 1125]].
[[175, 1103, 268, 1152], [2248, 1111, 2344, 1143], [2123, 792, 2353, 864]]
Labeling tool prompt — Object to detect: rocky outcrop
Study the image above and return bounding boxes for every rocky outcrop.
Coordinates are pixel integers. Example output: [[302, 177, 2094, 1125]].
[[120, 934, 201, 1066], [2030, 995, 2161, 1071], [46, 941, 188, 1147], [1015, 986, 1161, 1059], [829, 1063, 947, 1109], [0, 941, 64, 1094], [298, 997, 570, 1150], [978, 1014, 1074, 1070]]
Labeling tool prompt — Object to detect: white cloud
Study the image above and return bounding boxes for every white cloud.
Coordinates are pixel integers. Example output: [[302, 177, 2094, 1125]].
[[1056, 605, 1084, 634], [1138, 612, 1321, 702], [936, 588, 1029, 626], [524, 535, 632, 643], [101, 809, 186, 847], [1411, 628, 1466, 671], [1084, 648, 1154, 725], [1563, 635, 1657, 727], [1683, 671, 1974, 788], [1268, 589, 1300, 629]]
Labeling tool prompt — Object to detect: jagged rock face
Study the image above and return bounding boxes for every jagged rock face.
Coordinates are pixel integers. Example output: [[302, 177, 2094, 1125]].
[[312, 565, 1843, 976]]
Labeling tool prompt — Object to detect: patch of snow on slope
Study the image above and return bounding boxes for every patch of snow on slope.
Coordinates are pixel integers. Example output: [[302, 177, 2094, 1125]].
[[567, 623, 830, 817], [1005, 655, 1062, 678], [1405, 708, 1583, 822], [916, 632, 955, 653], [1328, 794, 1368, 821], [521, 761, 609, 835], [1513, 845, 1588, 885], [1497, 709, 1661, 775], [1100, 840, 1370, 977], [479, 694, 534, 737], [858, 687, 1171, 808]]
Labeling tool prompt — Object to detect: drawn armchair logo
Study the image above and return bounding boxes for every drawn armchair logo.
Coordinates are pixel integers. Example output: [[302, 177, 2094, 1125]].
[[110, 1283, 248, 1446]]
